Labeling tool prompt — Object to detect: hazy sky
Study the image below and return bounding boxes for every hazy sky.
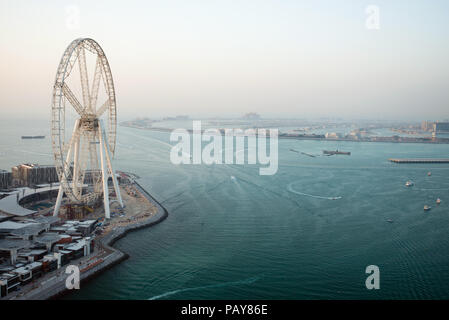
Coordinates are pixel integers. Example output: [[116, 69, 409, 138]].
[[1, 0, 449, 121]]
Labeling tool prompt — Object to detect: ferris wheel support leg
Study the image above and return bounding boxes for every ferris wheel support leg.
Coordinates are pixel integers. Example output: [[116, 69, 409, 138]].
[[72, 131, 81, 197], [53, 185, 64, 217], [98, 124, 111, 219], [53, 119, 79, 217], [100, 121, 123, 208]]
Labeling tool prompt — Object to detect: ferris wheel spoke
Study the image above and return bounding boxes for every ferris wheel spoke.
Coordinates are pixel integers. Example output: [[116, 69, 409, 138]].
[[96, 99, 110, 116], [61, 121, 81, 186], [78, 46, 91, 111], [88, 137, 102, 194], [74, 136, 89, 198], [62, 83, 86, 116], [64, 121, 81, 154], [79, 135, 89, 188], [90, 56, 103, 113], [72, 128, 82, 196]]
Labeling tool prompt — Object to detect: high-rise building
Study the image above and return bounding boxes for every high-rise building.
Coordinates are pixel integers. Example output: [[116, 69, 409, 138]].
[[421, 121, 433, 131], [433, 122, 449, 133], [0, 170, 11, 189], [11, 164, 58, 187]]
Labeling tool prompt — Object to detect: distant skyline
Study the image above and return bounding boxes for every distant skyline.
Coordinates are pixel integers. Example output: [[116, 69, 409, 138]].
[[1, 0, 449, 121]]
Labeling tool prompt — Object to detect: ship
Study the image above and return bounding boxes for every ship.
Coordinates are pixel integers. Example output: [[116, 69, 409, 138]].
[[323, 150, 351, 155], [21, 135, 45, 139]]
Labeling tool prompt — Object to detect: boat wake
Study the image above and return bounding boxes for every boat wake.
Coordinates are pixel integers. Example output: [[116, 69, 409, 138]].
[[287, 182, 342, 200], [147, 276, 261, 300], [20, 149, 51, 156], [126, 130, 192, 159], [416, 188, 449, 191]]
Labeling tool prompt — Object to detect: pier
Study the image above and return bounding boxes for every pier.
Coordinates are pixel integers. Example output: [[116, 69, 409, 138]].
[[388, 158, 449, 164]]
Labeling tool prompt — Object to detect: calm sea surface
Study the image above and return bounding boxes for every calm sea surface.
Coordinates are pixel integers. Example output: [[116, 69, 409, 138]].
[[2, 118, 449, 299]]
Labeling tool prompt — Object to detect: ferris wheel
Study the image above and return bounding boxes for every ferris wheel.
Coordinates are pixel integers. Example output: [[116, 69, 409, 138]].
[[51, 38, 122, 219]]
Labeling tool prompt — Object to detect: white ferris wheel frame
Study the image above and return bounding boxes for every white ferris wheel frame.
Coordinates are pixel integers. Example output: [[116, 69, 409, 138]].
[[51, 38, 123, 219]]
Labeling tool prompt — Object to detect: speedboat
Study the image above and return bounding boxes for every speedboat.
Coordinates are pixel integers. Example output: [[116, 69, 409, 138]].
[[405, 181, 414, 187], [424, 205, 431, 211], [436, 198, 441, 205], [386, 219, 394, 223]]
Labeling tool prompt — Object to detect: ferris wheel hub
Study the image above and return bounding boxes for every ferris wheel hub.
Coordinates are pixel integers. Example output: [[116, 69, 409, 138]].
[[79, 116, 99, 132]]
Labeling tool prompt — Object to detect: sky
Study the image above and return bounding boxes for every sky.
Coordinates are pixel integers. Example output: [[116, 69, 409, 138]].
[[0, 0, 449, 121]]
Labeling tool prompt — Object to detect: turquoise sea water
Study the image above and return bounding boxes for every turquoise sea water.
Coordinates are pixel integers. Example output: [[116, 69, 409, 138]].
[[2, 118, 449, 299]]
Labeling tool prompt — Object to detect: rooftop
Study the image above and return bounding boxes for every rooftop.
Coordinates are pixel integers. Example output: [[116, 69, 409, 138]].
[[13, 164, 55, 169], [35, 216, 59, 225], [0, 239, 31, 251], [10, 223, 46, 236], [34, 232, 61, 244], [0, 221, 37, 231], [0, 185, 59, 216], [13, 262, 43, 274]]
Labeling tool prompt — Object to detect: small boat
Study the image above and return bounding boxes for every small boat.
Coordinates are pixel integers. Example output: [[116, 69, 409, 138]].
[[405, 181, 414, 187], [427, 171, 432, 176], [21, 135, 45, 139], [436, 198, 441, 205], [323, 150, 351, 155], [386, 219, 394, 223], [424, 205, 431, 211]]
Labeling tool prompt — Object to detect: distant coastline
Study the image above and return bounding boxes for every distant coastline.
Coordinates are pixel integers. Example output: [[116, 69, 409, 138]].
[[119, 122, 449, 144]]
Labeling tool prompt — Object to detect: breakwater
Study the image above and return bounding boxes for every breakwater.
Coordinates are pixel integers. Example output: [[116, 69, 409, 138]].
[[388, 158, 449, 164]]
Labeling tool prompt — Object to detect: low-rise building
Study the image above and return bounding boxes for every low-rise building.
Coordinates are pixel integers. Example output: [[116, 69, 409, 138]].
[[0, 272, 20, 297], [41, 255, 58, 273], [325, 132, 342, 139], [0, 170, 12, 190]]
